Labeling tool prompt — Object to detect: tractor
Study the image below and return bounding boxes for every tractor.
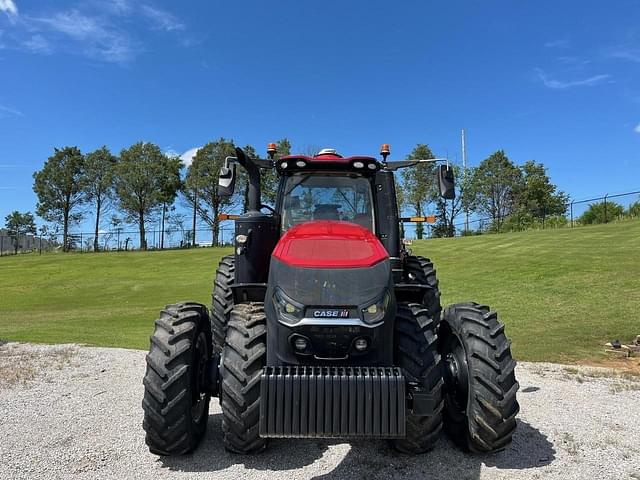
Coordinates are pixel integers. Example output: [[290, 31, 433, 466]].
[[142, 144, 519, 456]]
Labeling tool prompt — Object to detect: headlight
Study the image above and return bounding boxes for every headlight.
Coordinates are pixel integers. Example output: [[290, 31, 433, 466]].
[[361, 291, 389, 325], [273, 288, 304, 325]]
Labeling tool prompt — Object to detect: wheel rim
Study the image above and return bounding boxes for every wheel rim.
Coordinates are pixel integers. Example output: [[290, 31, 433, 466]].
[[191, 331, 209, 423], [442, 334, 470, 421]]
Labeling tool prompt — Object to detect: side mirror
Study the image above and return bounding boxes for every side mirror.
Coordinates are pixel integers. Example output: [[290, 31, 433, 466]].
[[437, 164, 455, 200], [218, 162, 236, 197]]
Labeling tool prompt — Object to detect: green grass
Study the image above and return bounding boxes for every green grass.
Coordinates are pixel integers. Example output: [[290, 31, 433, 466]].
[[0, 248, 231, 349], [1, 220, 638, 362], [410, 220, 640, 362]]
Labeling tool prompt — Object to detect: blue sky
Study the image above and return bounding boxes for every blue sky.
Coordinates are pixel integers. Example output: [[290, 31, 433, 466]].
[[1, 0, 639, 231]]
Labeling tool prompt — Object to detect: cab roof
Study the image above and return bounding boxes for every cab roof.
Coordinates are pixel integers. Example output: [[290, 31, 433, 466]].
[[276, 153, 380, 174]]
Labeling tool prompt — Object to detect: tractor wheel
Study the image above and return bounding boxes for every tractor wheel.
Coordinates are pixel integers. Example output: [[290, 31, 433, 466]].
[[439, 303, 519, 453], [220, 302, 267, 453], [392, 303, 444, 454], [211, 254, 235, 354], [405, 256, 442, 325], [142, 302, 212, 456]]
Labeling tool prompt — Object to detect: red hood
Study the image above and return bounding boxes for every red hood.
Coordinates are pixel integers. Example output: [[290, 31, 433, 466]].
[[272, 221, 389, 268]]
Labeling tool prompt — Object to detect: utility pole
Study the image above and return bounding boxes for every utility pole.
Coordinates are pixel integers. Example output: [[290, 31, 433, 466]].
[[461, 129, 469, 231]]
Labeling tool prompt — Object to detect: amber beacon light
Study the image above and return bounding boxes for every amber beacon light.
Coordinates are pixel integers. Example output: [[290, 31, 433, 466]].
[[267, 143, 277, 159], [380, 143, 390, 162]]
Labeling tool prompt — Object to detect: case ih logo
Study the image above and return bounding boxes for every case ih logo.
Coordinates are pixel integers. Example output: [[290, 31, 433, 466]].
[[312, 309, 350, 318]]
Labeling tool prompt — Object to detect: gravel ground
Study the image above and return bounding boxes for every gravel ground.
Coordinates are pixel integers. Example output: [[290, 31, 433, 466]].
[[1, 342, 639, 480]]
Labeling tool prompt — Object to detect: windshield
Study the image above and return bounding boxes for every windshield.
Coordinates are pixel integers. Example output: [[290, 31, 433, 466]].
[[281, 173, 375, 232]]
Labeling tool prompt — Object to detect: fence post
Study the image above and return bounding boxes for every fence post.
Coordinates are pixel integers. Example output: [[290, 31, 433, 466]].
[[570, 201, 574, 228], [39, 234, 42, 255], [604, 194, 608, 223], [80, 233, 83, 252]]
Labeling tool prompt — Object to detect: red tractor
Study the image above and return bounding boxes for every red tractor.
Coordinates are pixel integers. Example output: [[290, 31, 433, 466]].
[[142, 145, 519, 456]]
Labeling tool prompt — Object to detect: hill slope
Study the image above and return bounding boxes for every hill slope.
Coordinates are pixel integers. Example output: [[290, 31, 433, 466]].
[[411, 220, 640, 362], [1, 221, 638, 362]]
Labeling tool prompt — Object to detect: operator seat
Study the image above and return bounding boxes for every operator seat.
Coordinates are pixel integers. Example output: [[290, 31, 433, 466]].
[[313, 204, 340, 220]]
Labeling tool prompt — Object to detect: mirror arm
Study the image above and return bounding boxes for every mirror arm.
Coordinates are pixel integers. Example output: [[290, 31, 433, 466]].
[[385, 158, 450, 171]]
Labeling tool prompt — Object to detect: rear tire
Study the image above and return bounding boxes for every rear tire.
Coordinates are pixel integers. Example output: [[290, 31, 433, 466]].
[[439, 303, 519, 453], [142, 302, 212, 456], [405, 256, 442, 325], [211, 254, 235, 354], [220, 302, 267, 453], [392, 303, 444, 454]]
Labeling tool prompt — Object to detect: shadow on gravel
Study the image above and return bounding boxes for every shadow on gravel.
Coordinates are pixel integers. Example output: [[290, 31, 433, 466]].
[[159, 417, 556, 479], [159, 413, 332, 472]]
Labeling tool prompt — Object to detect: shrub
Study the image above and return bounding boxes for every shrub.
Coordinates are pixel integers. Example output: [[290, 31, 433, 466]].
[[627, 200, 640, 219], [578, 201, 625, 225]]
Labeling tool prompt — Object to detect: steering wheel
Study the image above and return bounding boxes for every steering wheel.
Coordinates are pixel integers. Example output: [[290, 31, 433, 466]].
[[260, 204, 276, 214]]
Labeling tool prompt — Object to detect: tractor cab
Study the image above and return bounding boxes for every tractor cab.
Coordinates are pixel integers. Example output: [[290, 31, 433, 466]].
[[276, 150, 378, 232]]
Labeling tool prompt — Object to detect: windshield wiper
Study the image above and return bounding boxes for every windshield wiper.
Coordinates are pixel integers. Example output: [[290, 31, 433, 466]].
[[336, 188, 356, 215], [284, 173, 313, 196]]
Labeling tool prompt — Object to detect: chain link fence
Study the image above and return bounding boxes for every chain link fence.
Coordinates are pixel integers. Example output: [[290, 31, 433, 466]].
[[2, 190, 639, 255], [0, 223, 235, 256], [400, 190, 640, 239]]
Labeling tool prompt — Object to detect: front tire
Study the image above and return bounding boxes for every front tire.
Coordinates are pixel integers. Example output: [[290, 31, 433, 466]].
[[392, 303, 444, 454], [439, 303, 519, 453], [211, 254, 235, 354], [220, 302, 267, 453], [405, 256, 442, 325], [142, 302, 212, 456]]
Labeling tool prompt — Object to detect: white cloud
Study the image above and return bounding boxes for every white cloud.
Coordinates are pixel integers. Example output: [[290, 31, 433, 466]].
[[545, 39, 570, 48], [0, 0, 18, 20], [34, 10, 136, 63], [634, 123, 640, 134], [1, 2, 188, 64], [180, 147, 200, 167], [535, 68, 611, 89], [23, 34, 51, 54], [106, 0, 131, 15], [140, 5, 184, 32], [609, 48, 640, 63], [0, 104, 24, 118]]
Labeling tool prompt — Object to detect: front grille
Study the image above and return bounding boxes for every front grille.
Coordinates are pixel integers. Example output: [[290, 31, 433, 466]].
[[259, 366, 406, 438]]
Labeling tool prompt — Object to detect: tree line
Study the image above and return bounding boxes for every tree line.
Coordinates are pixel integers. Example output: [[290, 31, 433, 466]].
[[22, 138, 290, 252], [400, 145, 567, 238], [5, 140, 638, 253]]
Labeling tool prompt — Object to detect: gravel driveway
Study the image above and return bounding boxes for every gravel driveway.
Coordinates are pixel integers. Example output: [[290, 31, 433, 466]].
[[1, 342, 639, 480]]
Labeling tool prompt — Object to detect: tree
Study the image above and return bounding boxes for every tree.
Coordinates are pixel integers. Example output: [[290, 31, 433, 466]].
[[402, 144, 437, 239], [517, 160, 568, 221], [110, 215, 124, 250], [470, 150, 522, 232], [626, 200, 640, 218], [300, 145, 320, 157], [83, 146, 117, 252], [4, 211, 36, 254], [578, 201, 624, 225], [33, 146, 86, 252], [183, 139, 236, 246], [114, 142, 179, 250], [157, 155, 183, 249]]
